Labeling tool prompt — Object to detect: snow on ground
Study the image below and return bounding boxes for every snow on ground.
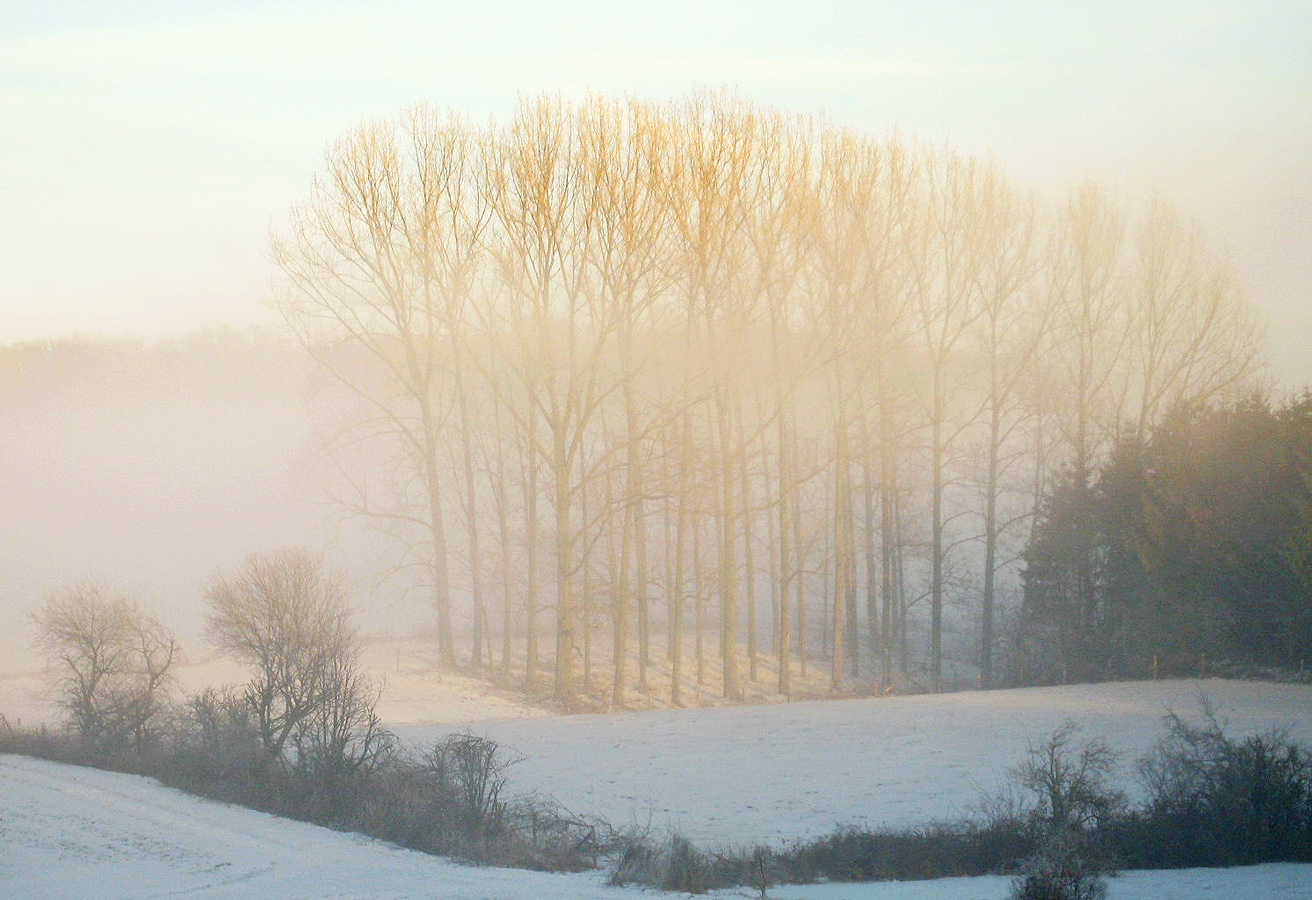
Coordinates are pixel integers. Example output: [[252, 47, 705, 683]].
[[0, 753, 631, 900], [4, 752, 1310, 900], [396, 678, 1312, 846], [734, 864, 1312, 900]]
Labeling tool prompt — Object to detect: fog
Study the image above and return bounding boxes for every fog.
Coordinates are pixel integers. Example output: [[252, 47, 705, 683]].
[[0, 330, 367, 676], [2, 9, 1308, 900], [2, 95, 1270, 715]]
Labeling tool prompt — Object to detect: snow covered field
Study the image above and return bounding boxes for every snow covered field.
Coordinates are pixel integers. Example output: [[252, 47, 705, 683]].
[[6, 679, 1312, 899], [4, 751, 1311, 900], [396, 678, 1312, 845]]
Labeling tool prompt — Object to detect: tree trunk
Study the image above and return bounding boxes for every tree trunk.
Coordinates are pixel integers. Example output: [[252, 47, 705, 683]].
[[738, 407, 758, 683], [930, 364, 945, 693], [454, 376, 485, 671], [792, 462, 807, 678], [422, 412, 454, 665], [862, 449, 879, 683], [717, 384, 742, 700], [524, 417, 540, 689], [494, 417, 514, 681], [552, 428, 575, 707]]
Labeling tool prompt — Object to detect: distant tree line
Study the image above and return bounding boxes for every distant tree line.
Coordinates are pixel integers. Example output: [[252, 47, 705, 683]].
[[272, 89, 1260, 707], [1017, 393, 1312, 683]]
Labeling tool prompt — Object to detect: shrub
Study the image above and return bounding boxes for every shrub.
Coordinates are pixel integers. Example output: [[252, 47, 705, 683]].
[[0, 715, 75, 763], [794, 820, 1034, 883], [1006, 723, 1121, 900], [288, 660, 396, 823], [157, 687, 286, 812], [502, 792, 605, 871], [1124, 709, 1312, 867], [204, 548, 356, 760], [1012, 722, 1125, 833], [661, 834, 712, 893], [607, 832, 766, 894], [608, 831, 660, 886], [350, 733, 509, 856], [745, 844, 776, 899], [345, 732, 602, 871], [1011, 830, 1108, 900]]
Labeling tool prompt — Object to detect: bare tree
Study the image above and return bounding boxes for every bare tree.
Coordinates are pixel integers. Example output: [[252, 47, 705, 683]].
[[906, 146, 988, 692], [662, 90, 762, 702], [271, 111, 482, 666], [481, 95, 626, 707], [204, 548, 356, 758], [31, 584, 178, 751], [1125, 193, 1260, 437], [574, 96, 675, 706], [1049, 182, 1129, 489], [290, 649, 395, 815], [967, 165, 1045, 688]]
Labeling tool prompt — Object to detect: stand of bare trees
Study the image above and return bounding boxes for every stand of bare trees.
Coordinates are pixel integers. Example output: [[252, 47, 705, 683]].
[[273, 91, 1260, 708]]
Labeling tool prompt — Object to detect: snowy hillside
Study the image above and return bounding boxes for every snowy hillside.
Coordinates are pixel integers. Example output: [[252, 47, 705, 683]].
[[397, 678, 1312, 845], [0, 754, 632, 900], [3, 752, 1311, 900]]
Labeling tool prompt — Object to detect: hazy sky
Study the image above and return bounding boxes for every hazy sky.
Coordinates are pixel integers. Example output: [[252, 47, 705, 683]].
[[3, 0, 1309, 384]]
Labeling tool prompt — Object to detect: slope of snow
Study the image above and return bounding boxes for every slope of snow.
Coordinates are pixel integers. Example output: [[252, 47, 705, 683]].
[[4, 753, 1310, 900], [397, 678, 1312, 845], [0, 754, 633, 900]]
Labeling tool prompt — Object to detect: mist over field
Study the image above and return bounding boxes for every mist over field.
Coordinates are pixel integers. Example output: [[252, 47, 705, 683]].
[[1, 93, 1301, 715], [0, 332, 352, 672], [3, 5, 1311, 899]]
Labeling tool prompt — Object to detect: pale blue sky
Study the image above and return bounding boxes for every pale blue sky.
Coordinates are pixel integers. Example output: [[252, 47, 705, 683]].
[[2, 1, 1309, 382]]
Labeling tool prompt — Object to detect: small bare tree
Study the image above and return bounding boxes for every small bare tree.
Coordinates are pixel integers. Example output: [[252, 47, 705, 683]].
[[204, 548, 357, 759], [1010, 722, 1124, 900], [1014, 722, 1124, 832], [31, 584, 178, 752], [291, 649, 395, 819]]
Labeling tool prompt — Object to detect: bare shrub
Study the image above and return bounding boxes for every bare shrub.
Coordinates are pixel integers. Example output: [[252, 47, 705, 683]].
[[1014, 722, 1125, 832], [1012, 830, 1108, 900], [185, 686, 259, 756], [1130, 708, 1312, 865], [425, 731, 513, 838], [501, 792, 605, 871], [355, 732, 511, 855], [608, 830, 660, 886], [662, 834, 712, 893], [746, 844, 776, 899], [290, 655, 396, 816], [353, 731, 601, 870], [159, 686, 272, 806]]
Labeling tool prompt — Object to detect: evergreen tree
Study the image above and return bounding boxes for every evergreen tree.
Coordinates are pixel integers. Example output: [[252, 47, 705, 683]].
[[1018, 394, 1312, 683]]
